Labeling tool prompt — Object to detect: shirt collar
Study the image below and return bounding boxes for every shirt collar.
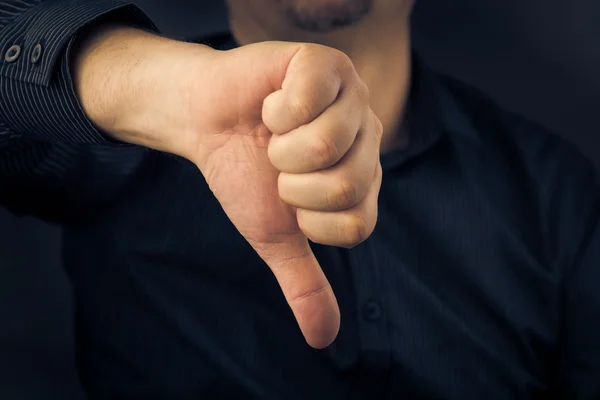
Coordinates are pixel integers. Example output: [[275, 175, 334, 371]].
[[380, 53, 444, 171]]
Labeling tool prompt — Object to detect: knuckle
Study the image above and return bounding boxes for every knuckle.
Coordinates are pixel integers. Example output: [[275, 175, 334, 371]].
[[329, 178, 358, 210], [371, 112, 384, 139], [356, 81, 370, 102], [308, 135, 340, 168], [325, 48, 354, 79], [332, 50, 354, 74], [289, 282, 330, 303], [299, 42, 322, 56], [339, 214, 372, 249], [375, 162, 383, 183], [290, 98, 315, 125]]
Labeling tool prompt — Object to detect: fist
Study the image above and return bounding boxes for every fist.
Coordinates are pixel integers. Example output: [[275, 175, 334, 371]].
[[187, 42, 383, 348], [264, 45, 383, 248]]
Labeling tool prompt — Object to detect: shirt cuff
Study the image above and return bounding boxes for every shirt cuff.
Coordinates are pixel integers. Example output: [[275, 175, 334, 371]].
[[0, 0, 159, 145]]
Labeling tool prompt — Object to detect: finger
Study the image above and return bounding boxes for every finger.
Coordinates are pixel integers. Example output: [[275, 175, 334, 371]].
[[297, 162, 382, 248], [278, 111, 381, 211], [262, 45, 353, 135], [249, 234, 340, 349], [268, 82, 366, 174]]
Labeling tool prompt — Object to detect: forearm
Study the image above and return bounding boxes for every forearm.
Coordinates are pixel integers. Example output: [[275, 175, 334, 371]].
[[0, 0, 161, 219], [71, 24, 213, 154], [0, 0, 159, 145]]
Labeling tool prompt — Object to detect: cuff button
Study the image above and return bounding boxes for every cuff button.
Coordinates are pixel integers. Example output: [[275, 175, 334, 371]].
[[31, 44, 42, 64], [4, 44, 21, 63]]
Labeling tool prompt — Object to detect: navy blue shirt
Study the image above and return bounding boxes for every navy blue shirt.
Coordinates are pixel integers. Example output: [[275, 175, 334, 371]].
[[0, 2, 599, 399]]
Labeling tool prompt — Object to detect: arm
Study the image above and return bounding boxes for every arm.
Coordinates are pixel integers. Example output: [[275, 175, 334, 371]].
[[0, 0, 158, 145], [0, 0, 197, 221], [3, 3, 379, 347]]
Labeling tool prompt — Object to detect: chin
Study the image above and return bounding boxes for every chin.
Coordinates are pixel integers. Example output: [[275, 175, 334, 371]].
[[278, 0, 373, 32]]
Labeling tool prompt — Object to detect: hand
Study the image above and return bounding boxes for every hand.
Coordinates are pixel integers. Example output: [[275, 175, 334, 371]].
[[74, 29, 383, 349], [191, 42, 383, 348]]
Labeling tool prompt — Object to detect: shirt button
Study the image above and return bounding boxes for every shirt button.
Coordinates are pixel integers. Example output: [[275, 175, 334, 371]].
[[362, 300, 383, 321], [31, 44, 42, 64], [4, 44, 21, 63]]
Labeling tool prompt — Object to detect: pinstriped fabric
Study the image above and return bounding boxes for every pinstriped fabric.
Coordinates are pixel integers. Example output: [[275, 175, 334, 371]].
[[0, 0, 156, 141], [0, 0, 157, 216], [0, 0, 42, 27], [0, 0, 155, 86]]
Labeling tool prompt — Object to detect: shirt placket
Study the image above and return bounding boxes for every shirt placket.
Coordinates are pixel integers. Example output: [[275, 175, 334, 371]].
[[348, 239, 393, 373]]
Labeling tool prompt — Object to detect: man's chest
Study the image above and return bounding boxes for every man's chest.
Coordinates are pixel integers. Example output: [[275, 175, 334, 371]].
[[65, 154, 559, 398]]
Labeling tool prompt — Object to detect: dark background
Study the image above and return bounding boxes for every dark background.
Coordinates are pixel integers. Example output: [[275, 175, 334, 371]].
[[1, 0, 598, 398]]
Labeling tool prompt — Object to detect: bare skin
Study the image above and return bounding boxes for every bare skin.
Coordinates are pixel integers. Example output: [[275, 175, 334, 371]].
[[228, 0, 414, 151], [73, 0, 413, 349]]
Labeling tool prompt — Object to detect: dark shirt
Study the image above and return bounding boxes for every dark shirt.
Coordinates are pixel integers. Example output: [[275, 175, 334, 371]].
[[1, 2, 599, 399]]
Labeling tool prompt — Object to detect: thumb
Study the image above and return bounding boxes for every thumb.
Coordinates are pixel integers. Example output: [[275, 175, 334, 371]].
[[250, 234, 340, 349]]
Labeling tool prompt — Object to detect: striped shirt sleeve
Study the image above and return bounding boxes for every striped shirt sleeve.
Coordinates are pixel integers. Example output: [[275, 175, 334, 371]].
[[0, 0, 157, 143], [0, 0, 158, 218]]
